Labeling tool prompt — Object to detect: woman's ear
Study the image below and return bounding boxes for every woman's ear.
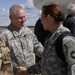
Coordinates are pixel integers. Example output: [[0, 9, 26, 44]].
[[9, 15, 13, 20], [47, 15, 51, 21]]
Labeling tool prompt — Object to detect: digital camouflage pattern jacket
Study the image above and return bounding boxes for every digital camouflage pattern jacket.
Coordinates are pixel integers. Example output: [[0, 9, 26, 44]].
[[27, 25, 75, 75], [0, 24, 44, 74]]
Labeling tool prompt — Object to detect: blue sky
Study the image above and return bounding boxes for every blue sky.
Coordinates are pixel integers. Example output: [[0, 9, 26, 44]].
[[0, 0, 41, 26], [0, 0, 27, 10]]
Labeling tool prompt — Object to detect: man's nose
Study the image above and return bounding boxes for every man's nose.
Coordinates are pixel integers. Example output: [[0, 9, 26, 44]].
[[22, 17, 26, 22]]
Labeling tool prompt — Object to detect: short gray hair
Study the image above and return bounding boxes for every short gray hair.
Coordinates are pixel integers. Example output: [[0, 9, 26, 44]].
[[66, 3, 75, 15], [9, 4, 24, 15]]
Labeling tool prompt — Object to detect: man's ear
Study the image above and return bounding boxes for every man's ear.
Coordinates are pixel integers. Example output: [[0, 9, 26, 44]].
[[9, 15, 12, 20]]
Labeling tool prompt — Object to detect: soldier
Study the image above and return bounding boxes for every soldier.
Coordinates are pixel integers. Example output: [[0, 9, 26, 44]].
[[63, 3, 75, 36], [19, 3, 75, 75], [0, 38, 13, 75], [0, 4, 44, 75]]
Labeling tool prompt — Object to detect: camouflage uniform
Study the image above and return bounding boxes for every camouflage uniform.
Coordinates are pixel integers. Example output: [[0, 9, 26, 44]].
[[0, 38, 14, 75], [0, 24, 44, 75], [27, 25, 75, 75]]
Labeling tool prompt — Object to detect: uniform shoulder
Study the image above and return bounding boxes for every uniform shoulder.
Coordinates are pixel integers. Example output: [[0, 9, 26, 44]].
[[23, 26, 33, 34], [63, 36, 75, 47], [0, 28, 10, 35]]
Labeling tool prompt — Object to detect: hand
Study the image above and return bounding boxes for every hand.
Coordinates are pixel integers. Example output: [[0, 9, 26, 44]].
[[15, 67, 28, 75]]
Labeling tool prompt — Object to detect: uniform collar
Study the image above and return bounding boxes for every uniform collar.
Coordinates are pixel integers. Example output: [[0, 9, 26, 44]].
[[8, 24, 29, 37], [45, 24, 70, 44]]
